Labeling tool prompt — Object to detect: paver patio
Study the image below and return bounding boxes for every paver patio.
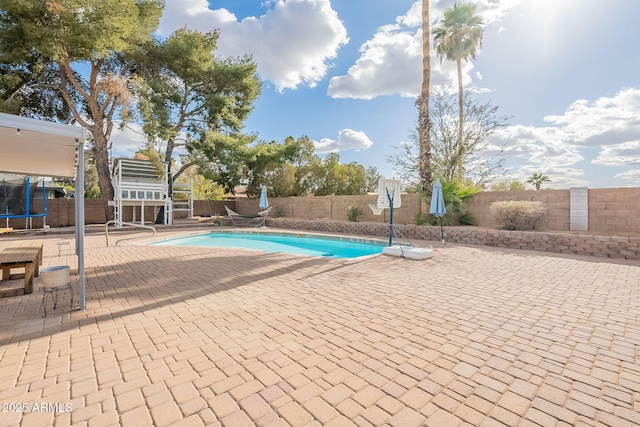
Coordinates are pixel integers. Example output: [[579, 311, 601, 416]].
[[0, 228, 638, 426]]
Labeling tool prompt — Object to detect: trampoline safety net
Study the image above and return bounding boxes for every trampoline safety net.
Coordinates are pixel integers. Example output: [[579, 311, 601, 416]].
[[1, 177, 46, 219]]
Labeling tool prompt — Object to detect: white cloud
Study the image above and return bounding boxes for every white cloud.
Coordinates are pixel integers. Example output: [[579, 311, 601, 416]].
[[109, 123, 149, 158], [327, 29, 424, 99], [614, 170, 640, 184], [593, 142, 640, 167], [490, 125, 583, 168], [502, 165, 589, 190], [473, 0, 523, 25], [486, 124, 587, 187], [486, 88, 640, 182], [544, 88, 640, 148], [314, 129, 373, 154], [159, 0, 348, 91], [108, 123, 190, 160], [156, 0, 523, 99], [327, 0, 521, 100]]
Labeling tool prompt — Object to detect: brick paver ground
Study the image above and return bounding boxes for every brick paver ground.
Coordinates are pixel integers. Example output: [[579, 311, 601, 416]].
[[0, 228, 638, 426]]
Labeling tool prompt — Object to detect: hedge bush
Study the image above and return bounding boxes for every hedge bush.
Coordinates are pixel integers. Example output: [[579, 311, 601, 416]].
[[490, 200, 547, 230], [346, 205, 363, 222]]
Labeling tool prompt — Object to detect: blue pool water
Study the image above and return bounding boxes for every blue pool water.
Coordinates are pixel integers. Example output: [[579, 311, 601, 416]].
[[151, 232, 385, 258]]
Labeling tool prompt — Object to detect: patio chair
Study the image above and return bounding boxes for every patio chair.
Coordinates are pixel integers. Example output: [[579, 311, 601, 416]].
[[224, 206, 272, 227]]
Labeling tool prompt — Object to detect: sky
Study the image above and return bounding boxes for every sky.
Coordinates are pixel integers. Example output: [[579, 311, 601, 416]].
[[113, 0, 640, 189]]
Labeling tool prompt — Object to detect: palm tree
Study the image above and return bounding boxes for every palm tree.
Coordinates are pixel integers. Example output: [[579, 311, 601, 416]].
[[418, 0, 432, 195], [432, 3, 483, 180], [526, 173, 551, 190]]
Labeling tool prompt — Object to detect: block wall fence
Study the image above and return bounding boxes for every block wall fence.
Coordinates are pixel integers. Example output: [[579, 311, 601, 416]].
[[234, 188, 640, 235], [4, 187, 639, 236]]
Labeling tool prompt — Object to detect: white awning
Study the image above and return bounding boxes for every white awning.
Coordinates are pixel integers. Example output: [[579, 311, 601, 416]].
[[0, 112, 87, 178], [0, 112, 88, 310]]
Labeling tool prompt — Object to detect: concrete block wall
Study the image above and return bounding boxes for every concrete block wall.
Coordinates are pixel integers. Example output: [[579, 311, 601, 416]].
[[3, 199, 46, 229], [3, 199, 111, 229], [237, 193, 424, 225], [193, 200, 231, 217], [4, 187, 639, 236], [83, 200, 105, 225], [465, 190, 571, 231], [589, 188, 640, 234]]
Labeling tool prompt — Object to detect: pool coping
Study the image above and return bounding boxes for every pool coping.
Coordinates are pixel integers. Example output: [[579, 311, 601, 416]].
[[132, 227, 410, 259], [128, 227, 399, 247]]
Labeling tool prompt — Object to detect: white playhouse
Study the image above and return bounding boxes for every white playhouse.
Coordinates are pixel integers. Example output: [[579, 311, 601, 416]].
[[109, 158, 193, 226]]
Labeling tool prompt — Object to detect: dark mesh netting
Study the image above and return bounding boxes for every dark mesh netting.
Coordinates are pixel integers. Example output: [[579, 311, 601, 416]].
[[1, 177, 39, 216]]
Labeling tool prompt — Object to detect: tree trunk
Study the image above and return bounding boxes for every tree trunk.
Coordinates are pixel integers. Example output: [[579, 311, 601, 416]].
[[456, 58, 464, 181], [92, 132, 115, 222], [163, 138, 175, 223], [419, 0, 432, 196]]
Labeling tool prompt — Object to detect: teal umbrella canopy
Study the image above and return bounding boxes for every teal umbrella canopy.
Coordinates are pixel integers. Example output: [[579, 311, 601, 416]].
[[259, 185, 269, 209], [429, 179, 446, 244]]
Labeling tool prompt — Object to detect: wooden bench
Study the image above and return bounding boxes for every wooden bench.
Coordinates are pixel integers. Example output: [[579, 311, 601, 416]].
[[0, 242, 43, 297]]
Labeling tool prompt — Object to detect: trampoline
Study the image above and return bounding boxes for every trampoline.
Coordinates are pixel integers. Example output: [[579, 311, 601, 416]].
[[0, 176, 47, 230]]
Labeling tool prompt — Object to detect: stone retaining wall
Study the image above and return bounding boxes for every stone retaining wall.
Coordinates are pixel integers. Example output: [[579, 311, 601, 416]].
[[267, 218, 640, 260]]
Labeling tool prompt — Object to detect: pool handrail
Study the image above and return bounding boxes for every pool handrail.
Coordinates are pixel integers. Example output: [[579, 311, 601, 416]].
[[105, 220, 156, 247]]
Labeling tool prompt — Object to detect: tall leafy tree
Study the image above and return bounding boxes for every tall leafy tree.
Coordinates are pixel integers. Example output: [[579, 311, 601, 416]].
[[388, 89, 508, 187], [490, 180, 525, 191], [313, 154, 380, 196], [418, 0, 432, 195], [250, 135, 321, 197], [290, 136, 323, 196], [250, 136, 380, 197], [0, 0, 164, 220], [135, 28, 262, 194], [433, 2, 483, 180], [178, 167, 226, 200], [243, 137, 301, 197], [428, 89, 507, 185], [258, 163, 297, 198]]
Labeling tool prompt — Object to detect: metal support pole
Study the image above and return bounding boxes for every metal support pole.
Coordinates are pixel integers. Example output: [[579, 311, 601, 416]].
[[387, 189, 394, 246], [76, 143, 86, 310]]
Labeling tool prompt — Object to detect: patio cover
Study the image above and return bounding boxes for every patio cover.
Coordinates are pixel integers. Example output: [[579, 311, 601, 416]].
[[0, 112, 88, 310]]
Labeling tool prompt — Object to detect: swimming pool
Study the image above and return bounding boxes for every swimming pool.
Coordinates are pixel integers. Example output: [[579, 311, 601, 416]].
[[151, 231, 386, 258]]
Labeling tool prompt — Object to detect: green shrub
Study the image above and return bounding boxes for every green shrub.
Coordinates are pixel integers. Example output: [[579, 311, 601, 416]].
[[490, 200, 547, 230], [346, 205, 363, 222], [415, 179, 479, 226], [273, 206, 283, 218]]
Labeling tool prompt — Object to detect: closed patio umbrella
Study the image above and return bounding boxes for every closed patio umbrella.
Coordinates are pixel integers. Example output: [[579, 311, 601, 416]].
[[429, 179, 447, 244], [259, 185, 269, 210]]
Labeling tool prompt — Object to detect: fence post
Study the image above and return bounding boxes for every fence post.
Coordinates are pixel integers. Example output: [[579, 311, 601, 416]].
[[569, 187, 589, 231]]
